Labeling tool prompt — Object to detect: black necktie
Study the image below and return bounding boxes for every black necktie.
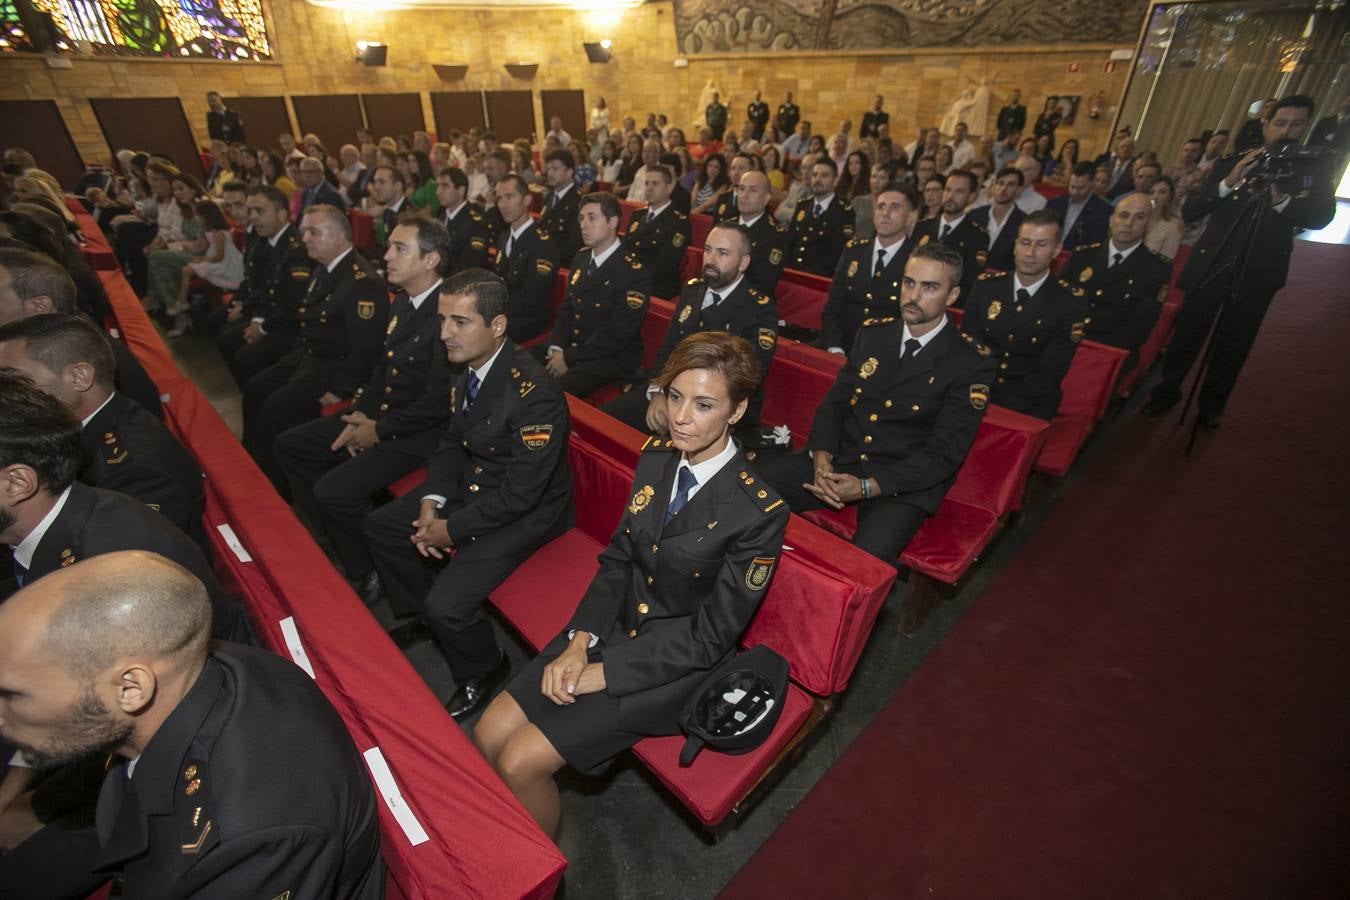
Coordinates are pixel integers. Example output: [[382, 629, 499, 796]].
[[900, 337, 921, 363], [587, 257, 599, 279], [1016, 288, 1032, 306], [874, 250, 888, 279], [11, 555, 26, 587], [940, 223, 951, 241], [463, 370, 480, 411], [813, 202, 824, 218], [665, 467, 698, 526], [1111, 252, 1124, 268], [648, 209, 656, 223], [549, 193, 557, 210]]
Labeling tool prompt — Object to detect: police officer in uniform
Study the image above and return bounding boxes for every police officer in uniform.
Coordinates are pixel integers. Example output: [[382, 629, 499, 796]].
[[777, 92, 801, 137], [0, 371, 248, 642], [540, 149, 583, 264], [910, 169, 986, 303], [960, 210, 1085, 420], [622, 164, 690, 300], [712, 153, 759, 223], [759, 243, 996, 564], [747, 91, 770, 141], [492, 174, 559, 344], [705, 92, 729, 141], [473, 331, 788, 838], [0, 552, 381, 899], [363, 270, 573, 719], [217, 185, 313, 388], [242, 204, 388, 490], [435, 166, 492, 274], [0, 314, 203, 543], [273, 217, 453, 603], [367, 164, 409, 253], [1058, 192, 1171, 374], [538, 193, 650, 398], [733, 170, 790, 297], [601, 222, 778, 434], [789, 157, 854, 276], [817, 182, 918, 355]]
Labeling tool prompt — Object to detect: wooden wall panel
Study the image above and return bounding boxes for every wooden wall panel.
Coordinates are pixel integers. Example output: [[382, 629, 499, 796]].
[[429, 92, 486, 137], [0, 100, 85, 186], [484, 91, 535, 143], [290, 95, 365, 154], [89, 97, 204, 179], [226, 97, 295, 149], [540, 90, 586, 144], [362, 93, 425, 142]]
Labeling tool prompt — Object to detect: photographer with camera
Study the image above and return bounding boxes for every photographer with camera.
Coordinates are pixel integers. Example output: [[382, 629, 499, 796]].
[[1145, 95, 1336, 429]]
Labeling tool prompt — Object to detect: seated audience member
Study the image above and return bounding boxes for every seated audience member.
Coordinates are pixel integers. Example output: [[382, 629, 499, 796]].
[[848, 163, 891, 241], [1144, 175, 1183, 260], [911, 169, 985, 302], [242, 204, 387, 490], [217, 186, 313, 388], [275, 217, 452, 604], [474, 329, 788, 836], [0, 315, 203, 541], [788, 157, 854, 275], [623, 164, 691, 300], [1128, 158, 1161, 202], [538, 192, 650, 398], [601, 223, 778, 434], [966, 166, 1028, 273], [1058, 192, 1171, 373], [0, 551, 380, 897], [0, 372, 247, 640], [0, 247, 162, 418], [661, 152, 694, 215], [625, 138, 663, 203], [759, 243, 995, 562], [691, 153, 733, 216], [0, 209, 114, 325], [491, 174, 559, 344], [731, 170, 790, 297], [366, 164, 409, 251], [818, 181, 919, 355], [1012, 155, 1047, 212], [295, 156, 348, 221], [435, 167, 492, 274], [712, 153, 758, 222], [1099, 135, 1137, 198], [363, 270, 573, 719], [1047, 162, 1112, 250], [960, 210, 1085, 420], [165, 199, 245, 335], [539, 149, 583, 263], [143, 172, 207, 313]]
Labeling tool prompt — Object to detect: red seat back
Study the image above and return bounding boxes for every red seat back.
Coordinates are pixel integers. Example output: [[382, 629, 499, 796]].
[[349, 209, 376, 256], [1059, 340, 1128, 421], [775, 268, 831, 330], [619, 199, 642, 234], [689, 213, 713, 250]]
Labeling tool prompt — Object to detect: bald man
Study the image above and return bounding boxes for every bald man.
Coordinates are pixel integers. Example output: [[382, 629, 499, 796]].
[[295, 155, 348, 220], [0, 552, 383, 898]]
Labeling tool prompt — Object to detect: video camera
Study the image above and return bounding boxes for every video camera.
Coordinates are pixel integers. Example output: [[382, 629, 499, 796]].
[[1251, 137, 1340, 187]]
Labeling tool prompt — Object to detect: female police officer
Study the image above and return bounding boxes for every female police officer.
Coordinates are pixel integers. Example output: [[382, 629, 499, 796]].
[[472, 331, 788, 837]]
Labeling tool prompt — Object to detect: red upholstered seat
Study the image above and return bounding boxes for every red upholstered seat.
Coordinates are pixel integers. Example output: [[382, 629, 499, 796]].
[[493, 529, 605, 649], [1033, 416, 1095, 478], [689, 212, 713, 251], [619, 199, 641, 233], [1036, 183, 1068, 200], [678, 246, 702, 286], [388, 469, 425, 498], [349, 209, 376, 256], [775, 268, 831, 331], [1034, 340, 1127, 476]]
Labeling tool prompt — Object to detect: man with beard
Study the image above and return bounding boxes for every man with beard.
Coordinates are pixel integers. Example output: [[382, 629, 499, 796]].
[[910, 169, 985, 303]]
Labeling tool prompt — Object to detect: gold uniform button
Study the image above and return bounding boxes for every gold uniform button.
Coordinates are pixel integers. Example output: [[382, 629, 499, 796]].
[[628, 629, 638, 638], [646, 576, 653, 585], [637, 603, 649, 615], [468, 484, 479, 492], [883, 399, 893, 408], [863, 435, 873, 444], [379, 403, 389, 412], [384, 386, 392, 393], [387, 350, 394, 358], [868, 413, 878, 422], [390, 367, 398, 376], [859, 453, 868, 461], [651, 544, 659, 554]]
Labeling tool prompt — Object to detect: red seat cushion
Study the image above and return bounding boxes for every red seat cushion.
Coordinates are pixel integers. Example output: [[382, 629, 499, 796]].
[[492, 529, 605, 650], [388, 469, 426, 498], [1033, 416, 1094, 478], [689, 214, 713, 251], [898, 500, 1000, 581], [632, 684, 813, 826], [775, 269, 831, 331]]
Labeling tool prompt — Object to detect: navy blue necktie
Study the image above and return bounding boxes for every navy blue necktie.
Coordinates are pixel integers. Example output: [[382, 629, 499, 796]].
[[11, 556, 26, 587], [463, 371, 480, 411], [664, 467, 698, 526], [587, 257, 599, 279]]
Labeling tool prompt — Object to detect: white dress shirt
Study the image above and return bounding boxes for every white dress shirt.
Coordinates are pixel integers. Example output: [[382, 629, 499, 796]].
[[10, 485, 72, 571], [1013, 270, 1051, 297], [668, 435, 739, 508]]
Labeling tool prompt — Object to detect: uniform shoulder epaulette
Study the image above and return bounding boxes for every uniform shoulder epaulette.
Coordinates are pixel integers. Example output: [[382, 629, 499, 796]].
[[977, 270, 1004, 281], [1058, 277, 1085, 297], [737, 468, 784, 514], [510, 365, 541, 399], [675, 210, 688, 220], [99, 430, 131, 465], [840, 199, 853, 211], [469, 207, 483, 221], [687, 276, 702, 286], [773, 222, 788, 233], [961, 332, 993, 357], [862, 316, 897, 327], [626, 252, 643, 270], [1148, 246, 1169, 261], [846, 236, 868, 248], [748, 286, 770, 305], [641, 435, 677, 452], [536, 229, 551, 240], [1080, 241, 1104, 250]]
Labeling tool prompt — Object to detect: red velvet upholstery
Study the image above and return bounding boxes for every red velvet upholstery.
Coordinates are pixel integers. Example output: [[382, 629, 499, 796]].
[[689, 212, 713, 251], [1035, 183, 1068, 200], [619, 199, 640, 233], [776, 268, 831, 331], [1034, 340, 1128, 477], [678, 246, 702, 286], [349, 209, 376, 257], [66, 196, 119, 270], [79, 204, 567, 898]]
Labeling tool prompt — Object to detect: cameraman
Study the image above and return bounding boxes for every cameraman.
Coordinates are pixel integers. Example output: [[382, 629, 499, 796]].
[[1146, 95, 1336, 428]]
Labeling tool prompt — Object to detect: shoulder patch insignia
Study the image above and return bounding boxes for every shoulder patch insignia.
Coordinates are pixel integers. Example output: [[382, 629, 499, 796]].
[[535, 258, 554, 276], [678, 304, 693, 324], [795, 209, 806, 222], [519, 424, 554, 449], [847, 236, 866, 248], [470, 208, 483, 220], [977, 271, 1000, 281], [628, 254, 643, 269], [847, 259, 859, 277], [1070, 321, 1085, 343], [641, 435, 676, 452], [862, 316, 896, 327], [59, 547, 77, 567], [628, 484, 656, 514], [859, 357, 879, 379], [356, 300, 375, 320], [1079, 266, 1094, 282], [769, 247, 783, 266], [626, 290, 645, 309], [386, 314, 398, 335], [1082, 241, 1104, 250], [758, 327, 776, 350], [570, 268, 582, 285], [290, 267, 311, 279], [969, 383, 990, 410], [672, 232, 685, 247], [745, 556, 775, 591], [975, 249, 989, 268], [469, 237, 486, 251], [986, 299, 1003, 319], [518, 379, 536, 398], [961, 332, 992, 357]]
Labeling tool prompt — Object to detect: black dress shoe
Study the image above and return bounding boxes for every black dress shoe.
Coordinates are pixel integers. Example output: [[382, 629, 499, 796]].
[[1197, 410, 1222, 430], [446, 651, 510, 720], [386, 618, 434, 649], [353, 570, 383, 607], [1143, 394, 1179, 416]]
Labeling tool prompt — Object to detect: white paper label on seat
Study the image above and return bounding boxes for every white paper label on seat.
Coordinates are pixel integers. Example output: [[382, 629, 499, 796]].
[[215, 523, 252, 562], [278, 616, 316, 679], [363, 747, 430, 846]]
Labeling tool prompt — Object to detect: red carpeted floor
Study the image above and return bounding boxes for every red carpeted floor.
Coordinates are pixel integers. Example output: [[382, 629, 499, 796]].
[[722, 241, 1350, 899]]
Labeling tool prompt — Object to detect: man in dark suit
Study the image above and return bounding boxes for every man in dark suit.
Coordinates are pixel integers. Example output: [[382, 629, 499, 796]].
[[746, 91, 769, 141], [0, 552, 381, 899], [205, 91, 245, 143], [275, 216, 452, 605], [997, 90, 1026, 140], [622, 164, 690, 300], [363, 270, 573, 718], [967, 166, 1027, 274], [0, 371, 248, 642], [601, 222, 778, 434], [759, 243, 996, 564], [1146, 95, 1336, 428], [777, 92, 801, 137], [367, 164, 409, 253], [789, 157, 855, 276], [731, 170, 790, 297], [217, 186, 313, 388], [960, 210, 1085, 420], [242, 204, 388, 490], [435, 166, 491, 274], [910, 169, 985, 303], [817, 181, 918, 354], [860, 94, 889, 140], [539, 149, 583, 263], [0, 247, 163, 420], [492, 174, 559, 344], [0, 314, 203, 542], [295, 156, 348, 221], [1047, 162, 1112, 250], [538, 192, 650, 397], [1058, 192, 1172, 374], [1097, 134, 1137, 199]]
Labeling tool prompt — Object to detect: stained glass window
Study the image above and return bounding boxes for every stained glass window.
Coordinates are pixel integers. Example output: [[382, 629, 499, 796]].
[[1, 0, 270, 59]]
